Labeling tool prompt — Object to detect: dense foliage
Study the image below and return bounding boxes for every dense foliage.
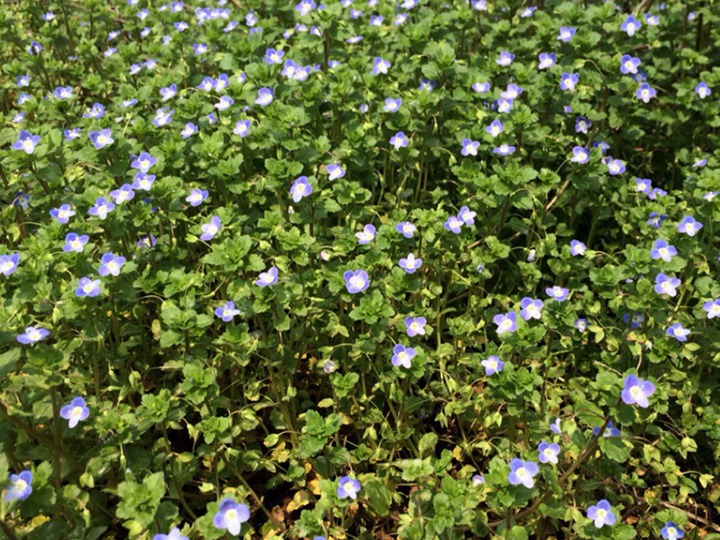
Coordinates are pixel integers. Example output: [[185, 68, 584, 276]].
[[1, 0, 720, 538]]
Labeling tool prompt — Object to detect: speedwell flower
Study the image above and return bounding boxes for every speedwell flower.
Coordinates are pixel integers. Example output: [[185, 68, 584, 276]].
[[12, 130, 40, 154], [336, 476, 361, 499], [255, 266, 279, 287], [343, 270, 369, 293], [621, 375, 656, 407], [200, 216, 222, 241], [405, 317, 427, 337], [538, 442, 560, 464], [666, 323, 690, 342], [50, 204, 76, 224], [391, 344, 416, 368], [4, 470, 32, 502], [587, 499, 616, 528], [399, 253, 422, 273], [677, 215, 702, 236], [215, 301, 240, 322], [290, 176, 313, 202], [481, 355, 503, 375], [59, 397, 90, 428], [356, 224, 376, 244], [650, 239, 676, 262], [213, 498, 250, 536], [75, 277, 101, 298], [98, 253, 126, 277], [493, 311, 517, 334], [703, 299, 720, 319], [507, 459, 538, 488], [654, 272, 680, 296], [520, 297, 543, 320], [17, 326, 49, 344]]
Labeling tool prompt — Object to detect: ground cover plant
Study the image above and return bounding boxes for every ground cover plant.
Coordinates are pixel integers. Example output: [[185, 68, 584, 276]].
[[0, 0, 719, 538]]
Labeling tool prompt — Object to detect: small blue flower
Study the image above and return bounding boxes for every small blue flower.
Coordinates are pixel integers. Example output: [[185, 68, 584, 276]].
[[89, 129, 114, 149], [404, 317, 427, 337], [337, 476, 361, 499], [677, 215, 703, 236], [661, 522, 685, 540], [646, 212, 666, 229], [444, 215, 463, 234], [215, 301, 241, 322], [399, 253, 422, 274], [472, 81, 490, 93], [695, 82, 712, 99], [109, 184, 135, 204], [559, 73, 578, 91], [98, 253, 126, 277], [186, 188, 209, 207], [326, 163, 345, 180], [620, 15, 642, 36], [62, 233, 89, 253], [131, 151, 157, 173], [290, 176, 313, 203], [461, 138, 480, 156], [200, 216, 222, 241], [666, 323, 690, 342], [16, 326, 49, 345], [621, 375, 656, 408], [215, 96, 234, 111], [152, 108, 174, 127], [520, 297, 543, 321], [389, 131, 409, 150], [0, 253, 19, 277], [538, 52, 555, 69], [574, 318, 588, 332], [587, 499, 616, 528], [570, 146, 590, 164], [383, 97, 402, 112], [396, 221, 416, 238], [233, 119, 251, 137], [545, 286, 570, 302], [550, 418, 562, 434], [82, 102, 106, 119], [593, 421, 621, 437], [557, 26, 576, 42], [391, 344, 416, 368], [702, 299, 720, 319], [636, 83, 657, 103], [606, 158, 626, 175], [493, 311, 517, 334], [570, 240, 586, 256], [255, 266, 279, 287], [654, 272, 680, 296], [153, 527, 189, 540], [88, 197, 115, 220], [650, 239, 676, 262], [50, 204, 76, 224], [343, 269, 369, 293], [212, 498, 250, 536], [620, 54, 641, 74], [481, 355, 503, 375], [538, 442, 560, 464], [264, 48, 285, 64], [4, 470, 32, 502], [59, 397, 90, 428], [575, 116, 592, 134], [12, 130, 40, 154], [75, 276, 101, 298], [356, 224, 376, 245], [181, 122, 198, 139], [496, 51, 514, 66], [371, 57, 391, 75], [485, 119, 504, 138], [507, 459, 538, 488], [493, 144, 515, 156], [458, 206, 476, 225]]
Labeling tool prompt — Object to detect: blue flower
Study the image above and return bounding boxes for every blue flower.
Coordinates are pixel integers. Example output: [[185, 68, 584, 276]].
[[0, 252, 19, 277], [620, 54, 641, 74], [49, 204, 76, 224], [98, 253, 126, 277], [326, 163, 345, 180], [89, 128, 114, 149], [575, 116, 592, 134], [481, 355, 503, 375], [621, 375, 656, 408], [53, 86, 74, 99], [666, 323, 690, 342], [212, 498, 250, 536], [59, 397, 90, 428], [82, 102, 106, 119], [152, 108, 175, 127], [4, 470, 32, 502], [214, 74, 230, 92], [501, 84, 523, 99], [343, 270, 370, 294], [458, 206, 476, 225], [472, 81, 490, 93], [264, 48, 285, 64], [75, 277, 101, 298], [606, 158, 626, 175], [538, 52, 556, 69], [620, 15, 642, 36], [645, 13, 659, 26], [646, 212, 666, 229], [390, 131, 409, 149], [404, 316, 427, 337], [550, 418, 562, 434], [570, 146, 590, 164], [233, 120, 251, 137], [538, 441, 560, 464], [396, 221, 417, 238], [593, 421, 621, 437], [496, 51, 514, 66], [622, 312, 644, 329], [88, 197, 116, 220], [16, 326, 49, 345], [336, 476, 361, 499], [215, 301, 241, 322], [186, 188, 209, 207], [635, 177, 652, 194], [200, 216, 222, 241], [255, 266, 279, 287], [507, 459, 538, 488], [215, 96, 234, 111], [181, 122, 198, 139], [132, 173, 156, 191], [654, 272, 680, 296], [677, 215, 703, 236], [153, 527, 189, 540], [399, 253, 422, 274], [295, 0, 316, 15], [493, 311, 517, 334], [12, 130, 40, 154], [702, 299, 720, 319], [371, 57, 391, 75], [290, 176, 313, 203], [650, 239, 676, 262], [461, 138, 480, 156], [575, 318, 588, 332], [485, 119, 504, 138], [695, 82, 712, 99], [557, 26, 576, 42], [444, 215, 463, 234], [496, 97, 514, 113], [131, 152, 157, 173], [62, 233, 89, 253], [635, 83, 657, 103], [356, 224, 376, 244], [391, 344, 416, 368], [493, 144, 515, 156], [570, 240, 586, 256], [559, 72, 579, 91], [520, 297, 543, 321], [587, 499, 616, 528], [109, 184, 135, 204], [545, 286, 570, 301], [661, 522, 685, 540], [383, 97, 402, 112]]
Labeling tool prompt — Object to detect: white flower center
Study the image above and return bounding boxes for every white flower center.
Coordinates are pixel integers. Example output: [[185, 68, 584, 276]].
[[349, 275, 365, 289]]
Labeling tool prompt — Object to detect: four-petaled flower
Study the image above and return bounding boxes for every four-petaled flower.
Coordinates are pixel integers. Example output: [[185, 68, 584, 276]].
[[186, 188, 209, 207], [661, 521, 685, 540], [337, 476, 361, 499], [326, 163, 346, 180], [558, 26, 576, 42], [215, 301, 241, 322], [59, 397, 90, 428], [344, 269, 370, 294], [356, 224, 376, 244], [571, 146, 590, 164], [131, 151, 157, 173], [399, 253, 422, 274], [391, 344, 416, 368], [290, 176, 313, 202], [666, 323, 690, 342], [494, 311, 517, 334], [703, 299, 720, 319], [405, 316, 427, 337], [621, 15, 641, 36], [4, 470, 33, 502], [654, 273, 680, 297], [520, 297, 543, 321], [255, 87, 274, 106], [621, 374, 656, 408], [255, 266, 279, 287], [98, 253, 126, 277], [390, 131, 408, 149], [371, 57, 391, 75], [636, 83, 657, 103], [396, 221, 416, 238], [444, 215, 463, 234], [677, 216, 703, 236], [17, 326, 50, 345], [620, 54, 641, 74], [538, 441, 560, 464], [587, 499, 616, 528], [650, 239, 676, 262], [695, 82, 712, 99], [559, 73, 579, 91], [12, 130, 40, 154], [200, 216, 222, 241], [570, 240, 586, 256], [63, 233, 89, 253], [546, 286, 570, 301], [507, 458, 538, 488], [88, 197, 115, 220], [481, 355, 504, 375], [234, 120, 251, 137], [0, 253, 20, 276], [212, 498, 250, 536], [89, 128, 114, 149], [461, 138, 479, 156], [75, 276, 101, 298]]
